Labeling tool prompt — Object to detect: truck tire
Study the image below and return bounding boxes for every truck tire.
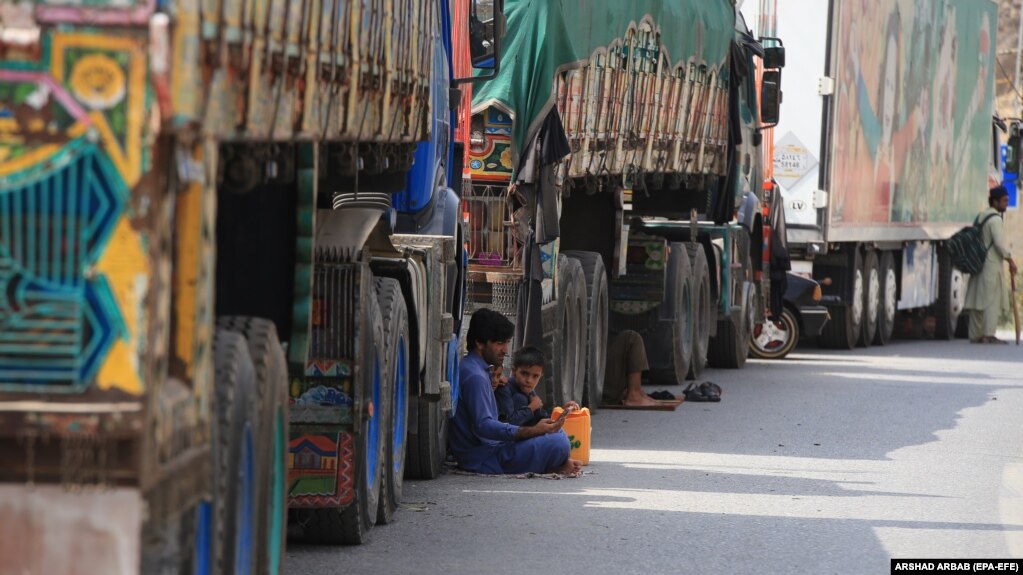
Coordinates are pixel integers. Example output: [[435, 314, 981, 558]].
[[374, 278, 410, 525], [562, 251, 608, 411], [708, 274, 752, 369], [405, 397, 446, 480], [686, 244, 711, 379], [216, 317, 289, 575], [859, 250, 880, 347], [648, 244, 693, 381], [934, 246, 963, 340], [553, 255, 586, 405], [874, 251, 897, 346], [212, 329, 259, 574], [820, 248, 863, 349], [141, 502, 208, 574], [303, 293, 386, 545]]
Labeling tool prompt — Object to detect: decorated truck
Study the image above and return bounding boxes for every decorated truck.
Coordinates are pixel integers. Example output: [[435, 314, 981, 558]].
[[741, 0, 999, 347], [454, 0, 784, 407], [0, 0, 478, 570]]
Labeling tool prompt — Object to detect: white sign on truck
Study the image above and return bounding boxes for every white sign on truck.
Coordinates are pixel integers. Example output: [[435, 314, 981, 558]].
[[773, 131, 819, 191]]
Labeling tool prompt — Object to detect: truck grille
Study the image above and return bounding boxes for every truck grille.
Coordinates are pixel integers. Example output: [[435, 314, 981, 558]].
[[309, 262, 357, 361]]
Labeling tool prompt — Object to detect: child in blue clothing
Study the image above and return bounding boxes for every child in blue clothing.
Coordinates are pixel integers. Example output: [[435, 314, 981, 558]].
[[496, 346, 548, 426]]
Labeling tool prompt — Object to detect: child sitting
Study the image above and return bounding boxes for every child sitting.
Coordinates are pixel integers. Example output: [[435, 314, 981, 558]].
[[496, 346, 550, 426], [489, 364, 508, 392]]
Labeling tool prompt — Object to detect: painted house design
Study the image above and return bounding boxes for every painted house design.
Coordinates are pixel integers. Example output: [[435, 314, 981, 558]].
[[288, 432, 354, 505], [289, 434, 339, 471]]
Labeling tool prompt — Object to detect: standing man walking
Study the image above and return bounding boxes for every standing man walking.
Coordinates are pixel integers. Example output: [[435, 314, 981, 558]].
[[964, 185, 1018, 344]]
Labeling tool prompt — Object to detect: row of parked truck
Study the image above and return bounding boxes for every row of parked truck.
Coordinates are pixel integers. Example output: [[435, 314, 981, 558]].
[[0, 0, 1013, 571]]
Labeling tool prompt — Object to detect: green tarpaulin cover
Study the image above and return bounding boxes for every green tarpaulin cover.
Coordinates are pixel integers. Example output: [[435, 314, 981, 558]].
[[471, 0, 736, 167]]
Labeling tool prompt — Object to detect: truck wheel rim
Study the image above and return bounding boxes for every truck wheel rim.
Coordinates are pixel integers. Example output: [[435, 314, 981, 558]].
[[235, 423, 255, 575], [884, 267, 897, 324], [950, 269, 965, 316], [868, 267, 880, 321], [368, 354, 381, 491], [681, 283, 692, 357], [194, 501, 213, 575], [852, 269, 864, 321], [392, 336, 408, 477]]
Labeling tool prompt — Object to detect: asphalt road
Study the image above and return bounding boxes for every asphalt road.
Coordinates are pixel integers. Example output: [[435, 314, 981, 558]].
[[286, 331, 1023, 575]]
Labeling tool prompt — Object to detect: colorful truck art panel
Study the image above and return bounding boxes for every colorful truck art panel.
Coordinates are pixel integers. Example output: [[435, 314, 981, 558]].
[[289, 360, 355, 424], [51, 33, 148, 188], [0, 27, 152, 395], [469, 108, 513, 182], [0, 72, 129, 390], [0, 76, 85, 168], [32, 0, 157, 26], [288, 431, 355, 507], [830, 0, 997, 226]]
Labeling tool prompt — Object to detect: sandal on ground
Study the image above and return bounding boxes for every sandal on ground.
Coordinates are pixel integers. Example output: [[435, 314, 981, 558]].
[[648, 390, 676, 401], [684, 382, 720, 402], [698, 382, 722, 402]]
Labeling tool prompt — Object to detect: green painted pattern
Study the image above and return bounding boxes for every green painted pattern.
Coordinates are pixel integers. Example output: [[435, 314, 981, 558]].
[[289, 143, 317, 366], [268, 408, 285, 575]]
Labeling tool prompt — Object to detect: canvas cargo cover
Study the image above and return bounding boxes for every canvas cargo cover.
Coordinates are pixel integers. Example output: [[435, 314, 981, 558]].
[[471, 0, 735, 168]]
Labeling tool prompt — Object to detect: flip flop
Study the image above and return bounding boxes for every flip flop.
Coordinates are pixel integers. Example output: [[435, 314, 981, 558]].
[[698, 382, 722, 402], [647, 390, 676, 400], [683, 382, 710, 402]]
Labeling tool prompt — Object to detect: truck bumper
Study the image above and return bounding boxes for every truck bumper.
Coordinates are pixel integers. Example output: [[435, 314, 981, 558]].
[[0, 484, 143, 574], [799, 306, 830, 338]]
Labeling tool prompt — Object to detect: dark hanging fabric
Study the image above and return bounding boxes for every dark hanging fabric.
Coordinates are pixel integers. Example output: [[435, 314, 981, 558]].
[[514, 233, 546, 350], [516, 109, 571, 244], [513, 109, 571, 349]]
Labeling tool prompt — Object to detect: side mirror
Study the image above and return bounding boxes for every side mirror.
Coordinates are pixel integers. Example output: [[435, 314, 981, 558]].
[[455, 0, 504, 83], [761, 70, 782, 127], [763, 46, 785, 70], [1007, 122, 1021, 175]]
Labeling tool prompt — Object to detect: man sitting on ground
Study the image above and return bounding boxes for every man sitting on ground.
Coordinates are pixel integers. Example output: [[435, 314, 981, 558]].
[[602, 330, 659, 407], [449, 308, 582, 475]]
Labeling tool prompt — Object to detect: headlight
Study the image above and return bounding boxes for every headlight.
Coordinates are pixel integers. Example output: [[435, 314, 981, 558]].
[[812, 284, 822, 302]]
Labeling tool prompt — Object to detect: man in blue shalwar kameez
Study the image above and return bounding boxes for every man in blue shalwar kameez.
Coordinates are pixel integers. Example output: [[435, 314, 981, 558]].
[[449, 309, 582, 475]]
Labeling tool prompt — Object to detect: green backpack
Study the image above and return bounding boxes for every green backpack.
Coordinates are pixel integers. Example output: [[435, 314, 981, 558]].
[[946, 213, 999, 274]]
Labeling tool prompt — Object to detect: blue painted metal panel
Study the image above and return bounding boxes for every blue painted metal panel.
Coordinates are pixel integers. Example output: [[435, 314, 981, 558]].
[[1002, 144, 1019, 210], [393, 0, 455, 215], [0, 139, 127, 391]]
